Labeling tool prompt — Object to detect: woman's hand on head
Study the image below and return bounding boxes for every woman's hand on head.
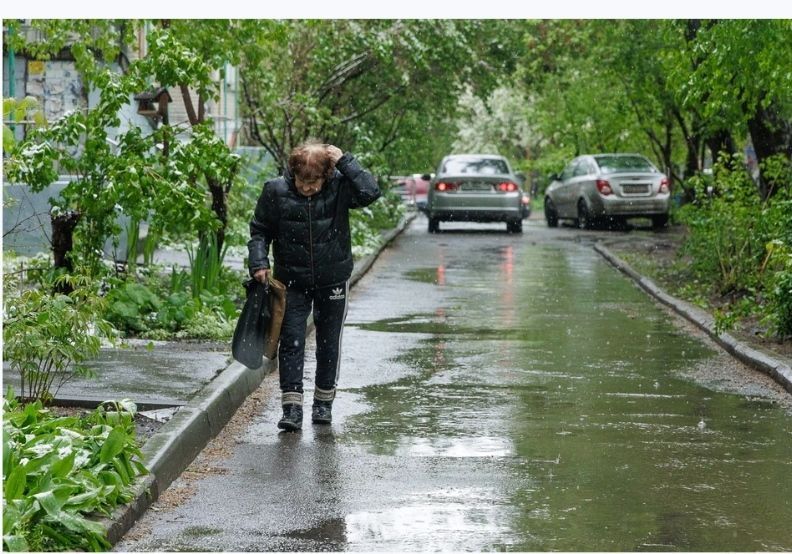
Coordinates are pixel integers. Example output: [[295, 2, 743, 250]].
[[325, 145, 343, 164]]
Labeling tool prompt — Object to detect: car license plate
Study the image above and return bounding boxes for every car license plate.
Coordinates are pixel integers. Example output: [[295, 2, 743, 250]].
[[460, 182, 493, 191], [622, 184, 650, 194]]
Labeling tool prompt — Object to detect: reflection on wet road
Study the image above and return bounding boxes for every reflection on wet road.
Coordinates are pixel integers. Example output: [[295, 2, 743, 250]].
[[118, 218, 792, 552]]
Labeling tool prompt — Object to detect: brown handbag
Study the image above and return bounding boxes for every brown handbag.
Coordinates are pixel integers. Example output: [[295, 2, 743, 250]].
[[232, 275, 287, 369], [264, 276, 286, 360]]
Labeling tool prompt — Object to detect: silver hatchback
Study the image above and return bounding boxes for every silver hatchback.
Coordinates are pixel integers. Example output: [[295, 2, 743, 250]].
[[544, 154, 671, 229], [426, 154, 527, 233]]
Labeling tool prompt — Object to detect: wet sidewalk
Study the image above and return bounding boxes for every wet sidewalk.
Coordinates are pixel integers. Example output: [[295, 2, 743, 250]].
[[2, 341, 230, 410], [1, 213, 417, 545]]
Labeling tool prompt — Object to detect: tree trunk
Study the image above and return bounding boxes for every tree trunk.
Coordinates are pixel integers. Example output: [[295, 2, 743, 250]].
[[51, 210, 81, 293], [706, 128, 736, 163], [51, 211, 80, 271], [208, 180, 227, 259], [672, 108, 702, 203], [675, 19, 706, 203], [177, 78, 230, 255], [660, 118, 677, 187], [747, 99, 792, 200]]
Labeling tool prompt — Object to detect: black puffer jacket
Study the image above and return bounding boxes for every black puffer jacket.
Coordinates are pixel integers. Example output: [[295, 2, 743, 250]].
[[247, 152, 381, 289]]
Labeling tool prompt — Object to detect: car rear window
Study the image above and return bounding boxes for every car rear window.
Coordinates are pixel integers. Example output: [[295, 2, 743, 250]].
[[594, 155, 657, 173], [442, 158, 509, 175]]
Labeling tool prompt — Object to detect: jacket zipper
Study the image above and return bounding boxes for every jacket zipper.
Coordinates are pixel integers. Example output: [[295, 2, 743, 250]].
[[307, 196, 315, 286]]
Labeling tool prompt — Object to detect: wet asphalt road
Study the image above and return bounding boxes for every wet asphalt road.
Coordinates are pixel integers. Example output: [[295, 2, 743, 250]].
[[117, 215, 792, 552]]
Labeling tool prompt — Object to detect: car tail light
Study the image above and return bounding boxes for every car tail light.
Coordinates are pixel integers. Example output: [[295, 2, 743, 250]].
[[521, 194, 531, 205], [659, 178, 670, 194], [596, 179, 613, 196], [435, 182, 458, 192], [497, 182, 518, 193]]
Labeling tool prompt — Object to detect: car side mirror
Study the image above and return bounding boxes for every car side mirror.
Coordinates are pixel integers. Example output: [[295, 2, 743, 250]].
[[549, 173, 560, 181], [421, 174, 431, 181], [516, 172, 526, 184]]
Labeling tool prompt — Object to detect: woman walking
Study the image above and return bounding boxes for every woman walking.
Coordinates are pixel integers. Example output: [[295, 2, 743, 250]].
[[248, 141, 381, 431]]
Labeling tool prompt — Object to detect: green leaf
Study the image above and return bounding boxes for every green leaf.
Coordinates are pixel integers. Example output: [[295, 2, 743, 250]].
[[3, 124, 16, 151], [98, 427, 126, 463], [2, 97, 14, 117], [33, 489, 69, 517], [18, 452, 54, 475], [132, 459, 149, 474], [20, 96, 39, 110], [4, 465, 27, 501], [3, 534, 30, 552], [99, 470, 123, 490], [117, 398, 138, 415], [3, 428, 13, 479], [33, 111, 47, 127], [50, 452, 75, 479], [112, 457, 131, 485], [55, 510, 107, 538], [3, 500, 24, 536]]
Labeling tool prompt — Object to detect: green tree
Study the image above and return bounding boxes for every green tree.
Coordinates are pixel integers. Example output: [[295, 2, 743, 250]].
[[238, 19, 522, 175], [678, 19, 792, 199], [511, 19, 791, 202], [3, 20, 243, 275], [137, 19, 251, 251], [514, 21, 658, 183]]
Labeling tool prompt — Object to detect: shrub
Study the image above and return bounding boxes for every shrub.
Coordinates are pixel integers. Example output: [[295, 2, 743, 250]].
[[764, 240, 792, 337], [677, 154, 765, 296], [3, 276, 113, 404], [677, 153, 792, 338], [104, 282, 164, 334], [186, 232, 228, 303], [349, 187, 406, 258], [175, 306, 236, 340], [103, 263, 244, 340], [2, 392, 147, 551]]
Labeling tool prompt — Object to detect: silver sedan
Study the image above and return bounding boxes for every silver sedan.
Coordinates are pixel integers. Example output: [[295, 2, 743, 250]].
[[544, 154, 671, 229], [426, 154, 527, 233]]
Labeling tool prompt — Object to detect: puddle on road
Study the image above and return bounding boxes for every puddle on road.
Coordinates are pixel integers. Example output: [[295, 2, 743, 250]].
[[353, 314, 539, 341], [342, 242, 792, 551], [404, 267, 442, 284], [394, 436, 513, 458], [343, 489, 520, 551]]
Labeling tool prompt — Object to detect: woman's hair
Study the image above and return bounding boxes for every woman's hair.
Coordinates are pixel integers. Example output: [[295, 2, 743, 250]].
[[288, 139, 334, 182]]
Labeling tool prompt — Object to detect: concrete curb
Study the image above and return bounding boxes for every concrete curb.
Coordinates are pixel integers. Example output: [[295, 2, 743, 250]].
[[102, 359, 273, 543], [593, 242, 792, 394], [103, 210, 418, 545]]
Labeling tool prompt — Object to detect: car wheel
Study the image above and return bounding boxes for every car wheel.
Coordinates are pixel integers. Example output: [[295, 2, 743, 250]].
[[578, 200, 594, 230], [428, 217, 439, 233], [651, 213, 669, 229], [544, 198, 559, 227], [506, 220, 523, 234]]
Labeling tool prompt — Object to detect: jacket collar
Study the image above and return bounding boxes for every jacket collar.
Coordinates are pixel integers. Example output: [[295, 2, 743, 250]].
[[283, 165, 296, 188]]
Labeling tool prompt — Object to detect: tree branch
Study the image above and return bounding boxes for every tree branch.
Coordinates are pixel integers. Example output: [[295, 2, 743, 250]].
[[240, 76, 282, 162], [180, 84, 200, 126], [318, 52, 373, 104], [379, 109, 406, 153], [339, 89, 401, 125], [2, 211, 50, 239]]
